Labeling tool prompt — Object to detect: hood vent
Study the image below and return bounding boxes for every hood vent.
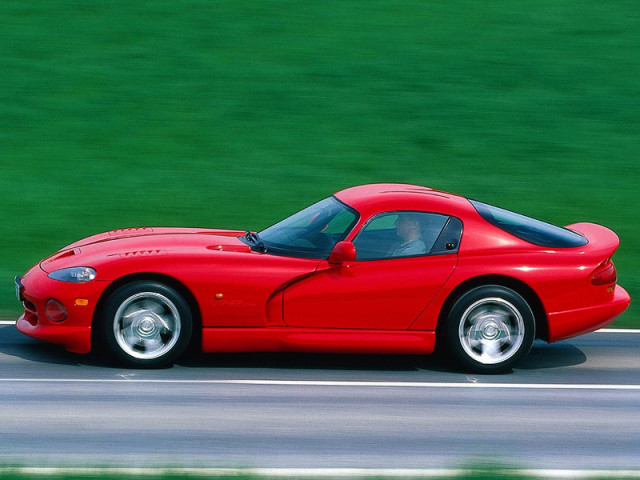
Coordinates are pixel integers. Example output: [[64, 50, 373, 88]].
[[109, 227, 154, 236], [41, 249, 78, 268], [114, 249, 167, 258]]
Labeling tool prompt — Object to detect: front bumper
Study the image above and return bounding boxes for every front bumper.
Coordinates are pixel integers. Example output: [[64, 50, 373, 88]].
[[16, 315, 92, 354], [15, 266, 106, 354], [15, 275, 24, 302]]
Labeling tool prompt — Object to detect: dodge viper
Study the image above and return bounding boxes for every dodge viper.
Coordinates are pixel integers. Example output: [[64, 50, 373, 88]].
[[15, 184, 630, 373]]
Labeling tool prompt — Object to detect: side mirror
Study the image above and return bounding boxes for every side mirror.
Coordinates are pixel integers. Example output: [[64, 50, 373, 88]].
[[328, 241, 357, 265]]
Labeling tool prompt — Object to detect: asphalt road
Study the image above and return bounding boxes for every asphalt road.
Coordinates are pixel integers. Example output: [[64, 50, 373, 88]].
[[0, 324, 638, 470]]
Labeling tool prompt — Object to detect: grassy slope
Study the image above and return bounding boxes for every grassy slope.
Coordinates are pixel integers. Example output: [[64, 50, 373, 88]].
[[1, 1, 638, 325]]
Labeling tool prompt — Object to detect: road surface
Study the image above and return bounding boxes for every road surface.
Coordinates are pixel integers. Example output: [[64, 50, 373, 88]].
[[0, 324, 638, 470]]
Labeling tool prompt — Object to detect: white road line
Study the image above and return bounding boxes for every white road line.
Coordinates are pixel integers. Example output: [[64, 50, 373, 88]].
[[3, 467, 640, 479], [0, 378, 639, 390], [597, 328, 640, 333]]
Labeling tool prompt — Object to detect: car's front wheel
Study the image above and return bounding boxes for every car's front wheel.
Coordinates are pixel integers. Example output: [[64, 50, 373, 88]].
[[101, 281, 193, 368], [445, 285, 535, 374]]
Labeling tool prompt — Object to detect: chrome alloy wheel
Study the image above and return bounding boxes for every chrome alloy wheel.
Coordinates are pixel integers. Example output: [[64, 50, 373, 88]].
[[113, 292, 182, 360], [458, 297, 525, 365]]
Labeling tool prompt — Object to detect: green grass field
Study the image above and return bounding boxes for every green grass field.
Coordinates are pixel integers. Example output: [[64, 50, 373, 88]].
[[1, 1, 638, 326]]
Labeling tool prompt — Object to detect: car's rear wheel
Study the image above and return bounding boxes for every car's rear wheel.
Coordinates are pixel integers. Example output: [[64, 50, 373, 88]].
[[445, 285, 535, 374], [101, 281, 193, 368]]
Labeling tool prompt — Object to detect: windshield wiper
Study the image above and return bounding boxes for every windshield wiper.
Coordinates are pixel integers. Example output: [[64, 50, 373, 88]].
[[245, 231, 267, 253]]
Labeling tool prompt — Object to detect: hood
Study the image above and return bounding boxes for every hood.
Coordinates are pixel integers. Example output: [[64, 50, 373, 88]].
[[63, 227, 245, 249], [40, 227, 251, 273]]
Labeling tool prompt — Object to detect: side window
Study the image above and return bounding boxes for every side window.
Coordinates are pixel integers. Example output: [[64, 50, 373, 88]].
[[353, 212, 450, 260]]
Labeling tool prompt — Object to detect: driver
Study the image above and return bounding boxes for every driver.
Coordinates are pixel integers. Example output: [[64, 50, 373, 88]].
[[391, 214, 426, 257]]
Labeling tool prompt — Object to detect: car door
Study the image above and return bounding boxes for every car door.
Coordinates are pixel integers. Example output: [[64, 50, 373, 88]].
[[283, 212, 461, 330]]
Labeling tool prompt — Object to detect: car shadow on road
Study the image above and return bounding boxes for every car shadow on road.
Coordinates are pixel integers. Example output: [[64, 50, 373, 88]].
[[179, 340, 586, 373], [517, 340, 587, 370], [1, 325, 586, 373], [0, 325, 114, 368], [1, 337, 442, 372], [180, 351, 442, 372]]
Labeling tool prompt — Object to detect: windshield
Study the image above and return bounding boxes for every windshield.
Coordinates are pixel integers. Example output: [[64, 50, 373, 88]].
[[254, 196, 359, 259]]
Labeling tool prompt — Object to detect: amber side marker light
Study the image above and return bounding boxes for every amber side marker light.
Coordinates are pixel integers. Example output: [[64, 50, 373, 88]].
[[75, 298, 89, 306]]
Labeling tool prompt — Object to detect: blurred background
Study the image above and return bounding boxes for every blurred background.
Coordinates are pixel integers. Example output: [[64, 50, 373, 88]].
[[1, 1, 638, 325]]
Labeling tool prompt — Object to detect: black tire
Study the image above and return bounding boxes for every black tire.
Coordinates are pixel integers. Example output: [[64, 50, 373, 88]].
[[445, 285, 535, 374], [101, 281, 193, 368]]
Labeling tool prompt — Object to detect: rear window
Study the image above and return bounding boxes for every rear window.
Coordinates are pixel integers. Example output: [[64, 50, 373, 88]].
[[470, 200, 588, 248]]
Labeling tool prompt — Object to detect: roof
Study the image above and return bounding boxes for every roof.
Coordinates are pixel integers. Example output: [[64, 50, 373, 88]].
[[334, 183, 474, 218]]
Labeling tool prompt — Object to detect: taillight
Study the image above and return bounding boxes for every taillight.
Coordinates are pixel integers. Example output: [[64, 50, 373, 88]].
[[592, 260, 617, 286], [45, 299, 68, 322]]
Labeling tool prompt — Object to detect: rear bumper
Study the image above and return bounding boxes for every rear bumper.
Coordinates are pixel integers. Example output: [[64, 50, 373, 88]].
[[548, 285, 631, 342]]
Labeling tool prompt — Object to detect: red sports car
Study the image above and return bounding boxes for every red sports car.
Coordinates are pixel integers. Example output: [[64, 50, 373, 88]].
[[15, 184, 630, 373]]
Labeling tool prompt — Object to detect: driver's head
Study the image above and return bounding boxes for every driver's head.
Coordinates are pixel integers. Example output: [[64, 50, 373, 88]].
[[395, 214, 421, 242]]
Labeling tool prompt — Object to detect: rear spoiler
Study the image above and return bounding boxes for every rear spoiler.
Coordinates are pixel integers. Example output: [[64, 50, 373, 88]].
[[565, 222, 620, 258]]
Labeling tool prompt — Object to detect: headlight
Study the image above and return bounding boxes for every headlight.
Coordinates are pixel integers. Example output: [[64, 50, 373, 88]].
[[48, 267, 97, 283]]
